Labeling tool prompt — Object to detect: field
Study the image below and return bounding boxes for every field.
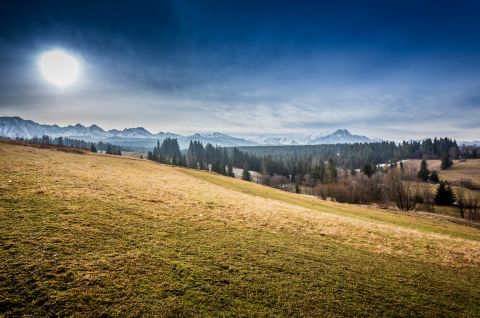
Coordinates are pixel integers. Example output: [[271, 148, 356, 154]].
[[405, 159, 480, 185], [440, 160, 480, 185], [1, 143, 480, 317]]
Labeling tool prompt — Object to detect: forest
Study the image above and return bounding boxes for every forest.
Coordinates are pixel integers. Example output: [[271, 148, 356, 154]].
[[147, 137, 477, 181]]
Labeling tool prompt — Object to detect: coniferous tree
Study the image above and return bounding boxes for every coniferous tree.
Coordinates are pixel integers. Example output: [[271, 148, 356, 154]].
[[151, 138, 181, 164], [434, 181, 456, 205], [186, 140, 205, 169], [219, 162, 227, 176], [418, 159, 430, 181], [362, 164, 374, 178], [90, 143, 97, 153], [211, 160, 220, 173], [440, 153, 453, 170], [326, 159, 338, 183], [429, 170, 439, 183], [242, 162, 251, 181], [227, 162, 235, 177]]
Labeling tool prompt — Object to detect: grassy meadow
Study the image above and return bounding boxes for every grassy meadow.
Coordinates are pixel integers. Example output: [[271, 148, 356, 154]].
[[1, 142, 480, 317], [405, 159, 480, 185]]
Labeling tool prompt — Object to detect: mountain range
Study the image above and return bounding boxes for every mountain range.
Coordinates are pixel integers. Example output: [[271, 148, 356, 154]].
[[0, 116, 377, 149], [253, 129, 373, 146]]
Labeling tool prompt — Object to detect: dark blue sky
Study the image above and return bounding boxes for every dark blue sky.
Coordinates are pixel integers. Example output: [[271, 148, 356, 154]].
[[1, 0, 479, 139]]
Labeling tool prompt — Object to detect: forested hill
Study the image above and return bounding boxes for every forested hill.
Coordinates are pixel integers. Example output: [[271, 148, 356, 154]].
[[238, 138, 477, 170]]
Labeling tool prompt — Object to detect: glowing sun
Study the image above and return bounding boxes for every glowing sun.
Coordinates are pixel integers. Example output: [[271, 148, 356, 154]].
[[39, 50, 80, 87]]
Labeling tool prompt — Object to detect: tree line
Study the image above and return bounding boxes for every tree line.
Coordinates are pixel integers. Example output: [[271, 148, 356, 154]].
[[12, 135, 123, 156], [146, 137, 478, 184], [240, 137, 472, 171], [147, 139, 236, 177]]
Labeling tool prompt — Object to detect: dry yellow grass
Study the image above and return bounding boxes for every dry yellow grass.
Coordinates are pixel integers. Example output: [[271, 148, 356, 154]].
[[404, 159, 442, 172], [440, 159, 480, 184], [1, 143, 480, 317], [405, 159, 480, 184]]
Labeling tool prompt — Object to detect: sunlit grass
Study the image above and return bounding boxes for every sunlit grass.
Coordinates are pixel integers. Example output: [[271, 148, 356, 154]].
[[406, 159, 480, 184], [1, 143, 480, 317]]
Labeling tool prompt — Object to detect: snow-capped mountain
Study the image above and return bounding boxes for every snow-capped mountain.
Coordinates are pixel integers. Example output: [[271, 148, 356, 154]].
[[251, 129, 372, 145], [459, 140, 480, 146], [0, 117, 256, 148], [0, 117, 381, 149], [250, 136, 301, 146], [109, 127, 153, 138], [184, 132, 257, 147], [305, 129, 371, 144]]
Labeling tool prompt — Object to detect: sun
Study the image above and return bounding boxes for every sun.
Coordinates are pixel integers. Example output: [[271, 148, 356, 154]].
[[39, 50, 80, 87]]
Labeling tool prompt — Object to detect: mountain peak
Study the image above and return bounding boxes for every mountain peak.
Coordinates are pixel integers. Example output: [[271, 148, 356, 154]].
[[89, 124, 105, 132], [331, 129, 352, 136], [305, 129, 371, 144]]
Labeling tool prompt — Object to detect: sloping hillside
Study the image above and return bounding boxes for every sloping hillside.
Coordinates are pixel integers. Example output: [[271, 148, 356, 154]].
[[405, 159, 480, 184], [1, 143, 480, 317], [440, 159, 480, 185]]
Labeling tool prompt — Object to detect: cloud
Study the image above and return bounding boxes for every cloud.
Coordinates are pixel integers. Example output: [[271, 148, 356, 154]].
[[1, 1, 480, 141]]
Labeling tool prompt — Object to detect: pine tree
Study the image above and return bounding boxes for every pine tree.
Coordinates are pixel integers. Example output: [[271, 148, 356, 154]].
[[362, 164, 374, 178], [440, 153, 453, 170], [227, 162, 235, 177], [242, 162, 251, 181], [434, 181, 456, 205], [219, 162, 227, 176], [211, 160, 220, 173], [417, 159, 430, 181], [326, 159, 337, 183], [90, 143, 97, 153], [429, 170, 439, 183]]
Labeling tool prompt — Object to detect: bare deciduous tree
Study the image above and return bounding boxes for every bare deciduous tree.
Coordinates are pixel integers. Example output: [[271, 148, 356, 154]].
[[384, 170, 419, 211]]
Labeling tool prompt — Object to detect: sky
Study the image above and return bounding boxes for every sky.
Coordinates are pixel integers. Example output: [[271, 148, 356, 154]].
[[0, 0, 479, 140]]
